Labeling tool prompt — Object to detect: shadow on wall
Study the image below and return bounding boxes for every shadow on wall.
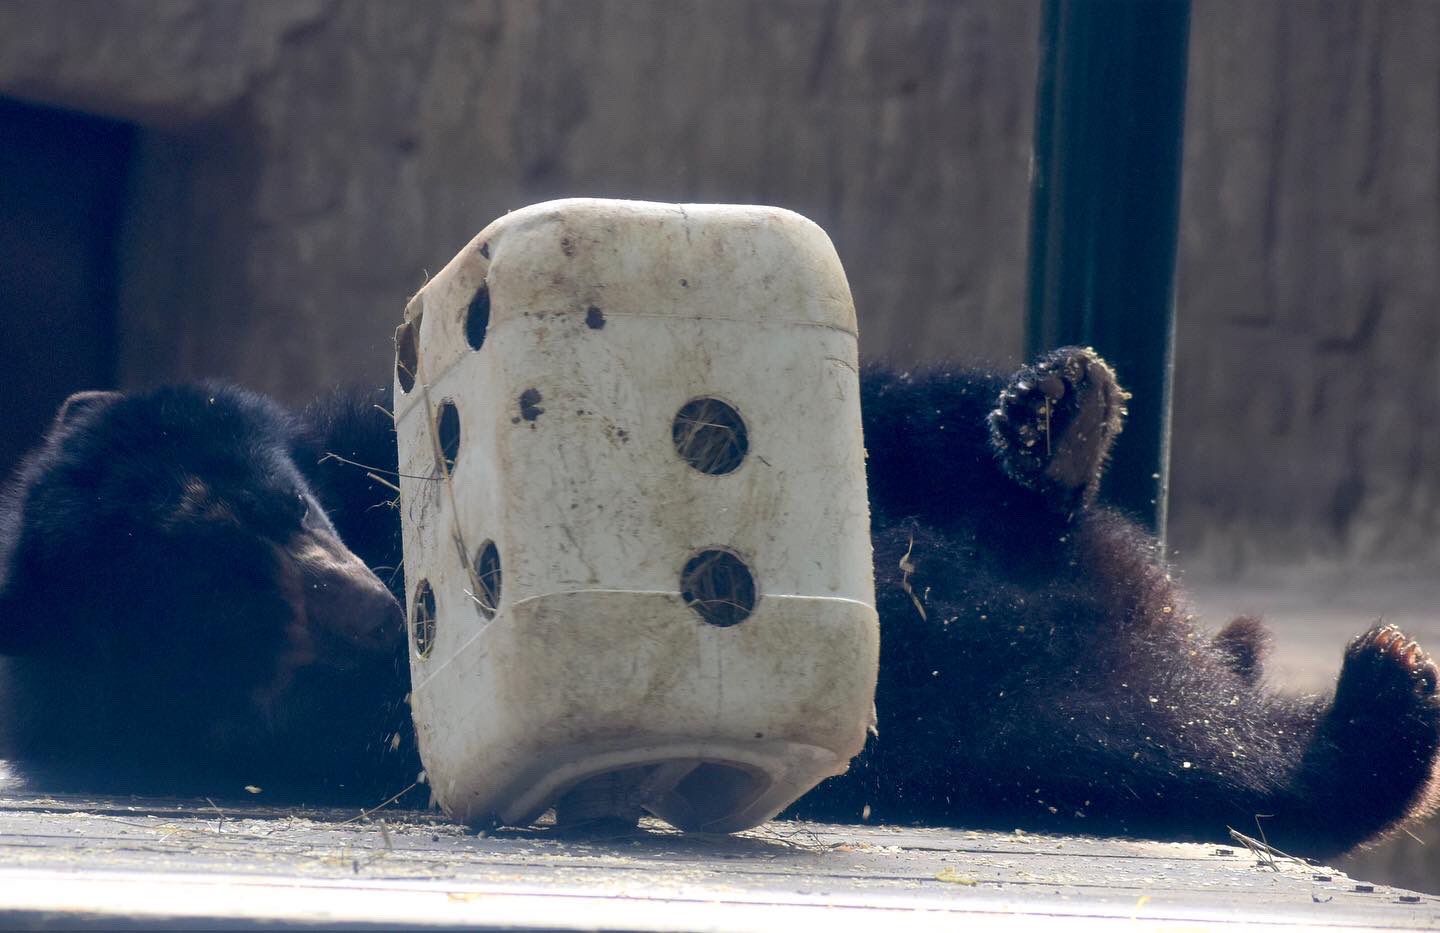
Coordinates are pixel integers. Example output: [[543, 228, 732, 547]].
[[0, 93, 271, 476], [0, 97, 132, 478]]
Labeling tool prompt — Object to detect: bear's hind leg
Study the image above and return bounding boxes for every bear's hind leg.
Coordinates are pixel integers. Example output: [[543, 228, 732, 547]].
[[1267, 624, 1440, 856], [1212, 615, 1271, 687]]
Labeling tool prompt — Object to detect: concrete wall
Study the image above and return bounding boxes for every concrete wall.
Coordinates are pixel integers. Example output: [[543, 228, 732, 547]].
[[1173, 0, 1440, 571], [0, 0, 1437, 571]]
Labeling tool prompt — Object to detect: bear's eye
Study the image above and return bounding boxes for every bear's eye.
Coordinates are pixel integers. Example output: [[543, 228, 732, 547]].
[[265, 491, 309, 534], [246, 491, 310, 540]]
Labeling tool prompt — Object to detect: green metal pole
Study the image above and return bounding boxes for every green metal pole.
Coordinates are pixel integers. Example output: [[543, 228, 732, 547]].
[[1025, 0, 1190, 542]]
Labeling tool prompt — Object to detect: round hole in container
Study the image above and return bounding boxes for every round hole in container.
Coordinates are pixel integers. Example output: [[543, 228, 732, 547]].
[[466, 283, 491, 351], [436, 399, 461, 474], [411, 579, 436, 659], [395, 317, 420, 393], [680, 549, 757, 627], [672, 397, 748, 475], [472, 540, 502, 619]]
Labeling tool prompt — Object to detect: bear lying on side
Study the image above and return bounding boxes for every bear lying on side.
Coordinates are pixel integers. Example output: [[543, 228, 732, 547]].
[[0, 348, 1435, 858], [0, 386, 415, 803], [793, 348, 1440, 859]]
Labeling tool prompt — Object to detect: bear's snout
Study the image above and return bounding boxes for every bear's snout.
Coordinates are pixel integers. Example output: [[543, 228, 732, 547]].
[[287, 527, 405, 663]]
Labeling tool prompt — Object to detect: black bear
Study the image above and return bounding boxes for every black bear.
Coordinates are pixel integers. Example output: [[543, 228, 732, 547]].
[[0, 385, 416, 803], [0, 349, 1436, 859], [788, 348, 1440, 858]]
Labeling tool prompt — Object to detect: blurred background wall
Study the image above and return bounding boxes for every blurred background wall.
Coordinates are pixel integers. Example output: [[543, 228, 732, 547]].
[[3, 0, 1437, 576], [1, 0, 1438, 886]]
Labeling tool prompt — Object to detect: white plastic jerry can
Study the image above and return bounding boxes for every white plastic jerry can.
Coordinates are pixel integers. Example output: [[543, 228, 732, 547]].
[[393, 198, 878, 833]]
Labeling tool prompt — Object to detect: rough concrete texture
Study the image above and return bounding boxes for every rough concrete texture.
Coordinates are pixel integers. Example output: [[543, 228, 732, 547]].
[[0, 795, 1435, 928], [3, 1, 1436, 568], [0, 0, 1039, 394], [1172, 0, 1440, 571]]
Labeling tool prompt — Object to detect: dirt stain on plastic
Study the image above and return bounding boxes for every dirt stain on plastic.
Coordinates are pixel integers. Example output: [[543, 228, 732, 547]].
[[519, 388, 545, 422]]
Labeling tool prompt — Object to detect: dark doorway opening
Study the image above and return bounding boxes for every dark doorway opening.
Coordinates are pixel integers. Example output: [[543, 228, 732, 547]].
[[0, 96, 135, 476]]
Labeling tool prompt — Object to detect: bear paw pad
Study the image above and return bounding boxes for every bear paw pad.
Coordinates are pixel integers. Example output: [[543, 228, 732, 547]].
[[988, 347, 1127, 504], [1338, 624, 1439, 711]]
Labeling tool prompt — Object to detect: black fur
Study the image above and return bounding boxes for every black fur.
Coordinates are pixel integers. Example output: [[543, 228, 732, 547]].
[[789, 348, 1440, 858], [1, 350, 1436, 859], [0, 384, 415, 803]]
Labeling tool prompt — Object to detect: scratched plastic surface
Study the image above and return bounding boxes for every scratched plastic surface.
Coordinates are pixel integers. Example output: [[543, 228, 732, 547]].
[[393, 199, 878, 832]]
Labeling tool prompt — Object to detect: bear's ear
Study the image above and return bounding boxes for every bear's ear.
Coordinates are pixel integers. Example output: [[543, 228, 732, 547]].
[[53, 390, 122, 428]]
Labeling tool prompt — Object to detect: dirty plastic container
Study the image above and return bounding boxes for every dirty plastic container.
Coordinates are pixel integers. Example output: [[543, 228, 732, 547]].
[[393, 198, 878, 833]]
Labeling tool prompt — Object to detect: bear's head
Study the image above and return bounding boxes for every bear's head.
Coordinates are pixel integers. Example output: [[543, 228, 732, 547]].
[[0, 384, 412, 800]]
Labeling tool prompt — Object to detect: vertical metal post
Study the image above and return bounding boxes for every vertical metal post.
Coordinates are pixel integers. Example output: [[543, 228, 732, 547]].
[[1025, 0, 1191, 542]]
